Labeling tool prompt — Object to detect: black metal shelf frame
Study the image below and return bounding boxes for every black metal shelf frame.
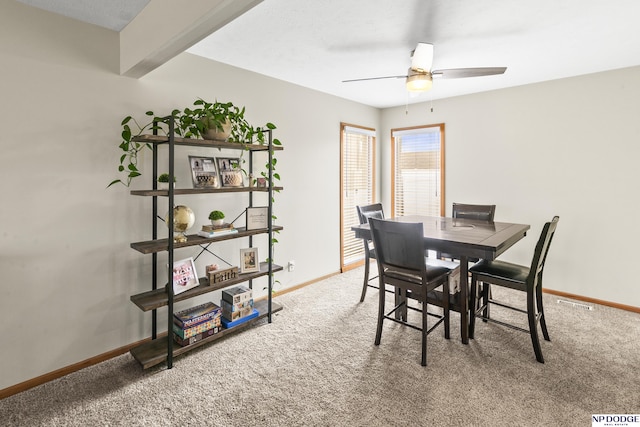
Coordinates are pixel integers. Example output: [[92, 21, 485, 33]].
[[134, 116, 279, 369]]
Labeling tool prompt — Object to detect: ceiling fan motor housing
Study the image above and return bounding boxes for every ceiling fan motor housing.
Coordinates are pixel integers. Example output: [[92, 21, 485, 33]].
[[406, 68, 432, 92]]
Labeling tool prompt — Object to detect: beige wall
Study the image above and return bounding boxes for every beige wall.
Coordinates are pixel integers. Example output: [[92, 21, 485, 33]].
[[380, 68, 640, 307], [1, 0, 638, 392], [0, 2, 378, 390]]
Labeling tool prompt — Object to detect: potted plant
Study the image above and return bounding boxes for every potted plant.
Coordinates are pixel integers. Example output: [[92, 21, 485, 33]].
[[157, 173, 176, 190], [178, 99, 253, 143], [108, 101, 282, 188], [108, 109, 189, 188], [209, 210, 225, 226]]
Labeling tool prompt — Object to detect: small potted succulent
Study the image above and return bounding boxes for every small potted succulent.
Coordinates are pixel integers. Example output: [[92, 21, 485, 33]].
[[208, 210, 225, 226], [157, 173, 176, 190]]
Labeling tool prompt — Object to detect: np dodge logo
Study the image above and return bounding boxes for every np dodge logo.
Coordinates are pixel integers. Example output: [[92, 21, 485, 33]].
[[592, 414, 640, 426]]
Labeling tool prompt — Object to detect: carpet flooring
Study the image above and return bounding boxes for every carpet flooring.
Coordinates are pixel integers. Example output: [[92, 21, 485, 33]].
[[1, 267, 638, 426]]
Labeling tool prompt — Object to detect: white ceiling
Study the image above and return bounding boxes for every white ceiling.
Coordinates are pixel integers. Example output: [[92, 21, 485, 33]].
[[15, 0, 150, 32], [17, 0, 640, 108]]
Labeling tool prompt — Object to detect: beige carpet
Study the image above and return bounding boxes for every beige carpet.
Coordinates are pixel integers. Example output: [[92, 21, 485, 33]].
[[1, 267, 639, 426]]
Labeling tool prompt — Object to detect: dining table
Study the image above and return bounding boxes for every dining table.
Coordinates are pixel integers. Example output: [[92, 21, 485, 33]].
[[351, 215, 530, 344]]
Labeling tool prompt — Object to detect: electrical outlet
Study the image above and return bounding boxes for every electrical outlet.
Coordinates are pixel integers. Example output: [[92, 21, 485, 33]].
[[288, 261, 295, 272]]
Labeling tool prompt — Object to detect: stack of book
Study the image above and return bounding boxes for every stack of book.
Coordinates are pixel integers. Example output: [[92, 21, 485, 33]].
[[173, 301, 222, 346], [220, 285, 259, 328], [197, 223, 238, 238]]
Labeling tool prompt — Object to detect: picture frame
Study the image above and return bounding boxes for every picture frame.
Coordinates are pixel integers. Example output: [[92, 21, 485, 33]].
[[256, 177, 267, 188], [246, 206, 269, 230], [240, 248, 259, 273], [217, 157, 244, 187], [189, 156, 220, 189], [172, 257, 199, 295]]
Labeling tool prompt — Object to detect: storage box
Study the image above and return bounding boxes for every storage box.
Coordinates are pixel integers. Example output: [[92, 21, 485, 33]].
[[222, 285, 252, 304], [221, 309, 259, 329], [221, 299, 254, 321], [173, 302, 221, 329], [173, 326, 221, 346]]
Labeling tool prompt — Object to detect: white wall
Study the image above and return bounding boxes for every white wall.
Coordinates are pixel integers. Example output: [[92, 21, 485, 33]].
[[0, 2, 378, 390], [380, 67, 640, 308]]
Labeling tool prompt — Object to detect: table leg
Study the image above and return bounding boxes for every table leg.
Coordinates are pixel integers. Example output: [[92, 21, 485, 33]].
[[459, 255, 469, 344]]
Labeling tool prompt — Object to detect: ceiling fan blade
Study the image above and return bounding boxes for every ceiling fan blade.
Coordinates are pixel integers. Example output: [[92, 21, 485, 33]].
[[342, 75, 408, 83], [432, 67, 507, 79], [410, 42, 433, 72]]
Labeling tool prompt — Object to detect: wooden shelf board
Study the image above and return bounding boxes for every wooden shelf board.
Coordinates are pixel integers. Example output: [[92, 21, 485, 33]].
[[130, 300, 282, 369], [130, 263, 283, 311], [130, 187, 283, 196], [130, 226, 284, 254], [132, 134, 283, 151]]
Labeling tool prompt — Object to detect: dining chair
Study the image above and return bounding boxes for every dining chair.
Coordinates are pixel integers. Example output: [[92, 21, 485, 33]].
[[452, 202, 496, 222], [440, 202, 496, 261], [368, 217, 451, 366], [356, 203, 386, 302], [469, 216, 559, 363], [440, 202, 497, 317]]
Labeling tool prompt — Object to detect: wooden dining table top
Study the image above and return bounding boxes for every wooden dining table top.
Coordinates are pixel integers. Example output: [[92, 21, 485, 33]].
[[352, 215, 530, 261]]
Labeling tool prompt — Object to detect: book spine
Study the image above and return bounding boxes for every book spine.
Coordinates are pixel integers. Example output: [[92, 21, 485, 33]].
[[197, 229, 238, 238]]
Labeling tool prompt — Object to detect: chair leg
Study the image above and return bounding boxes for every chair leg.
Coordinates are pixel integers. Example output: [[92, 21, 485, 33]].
[[482, 283, 490, 321], [527, 290, 545, 363], [374, 277, 385, 346], [421, 294, 428, 366], [443, 279, 450, 340], [469, 276, 477, 339], [360, 254, 371, 302], [536, 281, 550, 341]]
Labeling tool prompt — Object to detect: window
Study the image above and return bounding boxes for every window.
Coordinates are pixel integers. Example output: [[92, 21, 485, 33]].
[[340, 123, 375, 271], [392, 124, 445, 217]]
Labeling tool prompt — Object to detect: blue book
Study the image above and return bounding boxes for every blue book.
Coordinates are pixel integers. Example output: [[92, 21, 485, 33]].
[[221, 308, 259, 329]]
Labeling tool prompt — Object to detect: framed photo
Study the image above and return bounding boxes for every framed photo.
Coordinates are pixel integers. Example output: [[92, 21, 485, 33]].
[[217, 157, 244, 187], [172, 257, 199, 295], [189, 156, 219, 189], [246, 206, 269, 230], [240, 248, 259, 273], [256, 177, 267, 188]]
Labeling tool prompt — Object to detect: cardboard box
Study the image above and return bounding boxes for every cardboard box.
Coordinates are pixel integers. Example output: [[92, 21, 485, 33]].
[[222, 285, 252, 305]]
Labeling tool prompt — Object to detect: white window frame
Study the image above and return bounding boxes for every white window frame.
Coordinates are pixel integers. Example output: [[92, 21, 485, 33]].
[[391, 124, 445, 218], [340, 123, 376, 271]]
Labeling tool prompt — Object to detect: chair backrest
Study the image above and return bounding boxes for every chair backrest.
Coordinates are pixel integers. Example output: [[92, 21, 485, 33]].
[[452, 203, 496, 222], [368, 217, 425, 273], [357, 203, 385, 225], [528, 216, 560, 288]]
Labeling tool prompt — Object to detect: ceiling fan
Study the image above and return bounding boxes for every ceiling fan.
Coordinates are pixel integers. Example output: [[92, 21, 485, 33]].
[[342, 42, 507, 92]]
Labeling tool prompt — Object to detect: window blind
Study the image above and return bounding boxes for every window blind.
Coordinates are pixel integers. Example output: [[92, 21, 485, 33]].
[[392, 124, 444, 217], [341, 124, 375, 268]]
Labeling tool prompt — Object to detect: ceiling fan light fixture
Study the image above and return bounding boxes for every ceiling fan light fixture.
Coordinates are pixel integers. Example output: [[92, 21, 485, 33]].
[[406, 69, 432, 92]]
